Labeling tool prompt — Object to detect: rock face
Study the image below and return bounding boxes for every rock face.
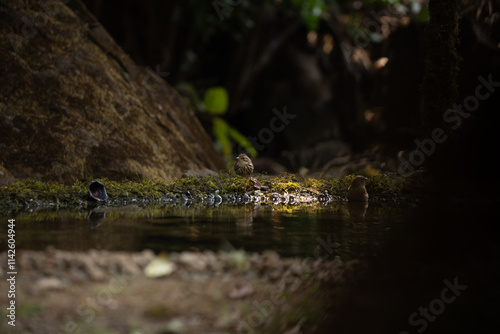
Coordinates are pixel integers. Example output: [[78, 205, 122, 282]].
[[0, 0, 225, 185]]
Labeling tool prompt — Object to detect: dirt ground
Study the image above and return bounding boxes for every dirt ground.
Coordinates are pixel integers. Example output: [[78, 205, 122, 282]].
[[0, 248, 361, 334]]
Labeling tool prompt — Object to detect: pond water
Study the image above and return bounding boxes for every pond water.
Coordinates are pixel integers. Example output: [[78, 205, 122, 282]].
[[1, 201, 409, 261], [1, 199, 498, 333]]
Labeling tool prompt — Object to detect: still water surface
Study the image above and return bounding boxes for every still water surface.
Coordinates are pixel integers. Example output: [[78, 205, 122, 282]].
[[2, 202, 408, 260], [1, 200, 498, 333]]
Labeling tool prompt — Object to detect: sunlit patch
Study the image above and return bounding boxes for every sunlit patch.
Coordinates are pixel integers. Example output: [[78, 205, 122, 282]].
[[374, 57, 389, 71], [322, 33, 334, 54], [307, 30, 317, 47]]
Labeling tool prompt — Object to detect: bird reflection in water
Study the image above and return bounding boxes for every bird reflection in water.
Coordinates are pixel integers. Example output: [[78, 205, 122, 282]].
[[235, 205, 261, 237], [347, 201, 368, 224]]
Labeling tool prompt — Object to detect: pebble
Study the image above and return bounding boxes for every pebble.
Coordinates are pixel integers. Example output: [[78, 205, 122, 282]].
[[33, 277, 65, 292], [178, 252, 207, 271]]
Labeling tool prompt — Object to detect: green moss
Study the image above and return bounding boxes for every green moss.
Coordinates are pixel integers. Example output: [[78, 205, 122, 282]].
[[0, 179, 86, 205], [103, 178, 170, 199], [365, 173, 408, 201], [323, 174, 356, 197], [218, 172, 252, 193]]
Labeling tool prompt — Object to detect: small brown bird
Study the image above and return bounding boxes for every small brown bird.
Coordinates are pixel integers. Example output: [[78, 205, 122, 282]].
[[347, 176, 368, 201], [234, 154, 254, 177]]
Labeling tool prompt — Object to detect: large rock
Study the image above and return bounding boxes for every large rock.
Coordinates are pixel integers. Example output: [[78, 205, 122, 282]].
[[0, 0, 224, 184]]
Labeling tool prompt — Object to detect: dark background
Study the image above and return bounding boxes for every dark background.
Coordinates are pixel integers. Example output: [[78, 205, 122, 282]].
[[80, 0, 500, 193]]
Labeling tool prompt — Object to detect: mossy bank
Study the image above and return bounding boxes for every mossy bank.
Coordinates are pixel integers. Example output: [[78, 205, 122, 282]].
[[0, 173, 411, 214]]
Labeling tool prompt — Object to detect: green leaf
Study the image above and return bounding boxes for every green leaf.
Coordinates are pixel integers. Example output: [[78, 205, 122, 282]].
[[417, 4, 430, 22], [291, 0, 326, 31], [213, 117, 232, 156], [204, 86, 229, 115], [227, 125, 257, 158]]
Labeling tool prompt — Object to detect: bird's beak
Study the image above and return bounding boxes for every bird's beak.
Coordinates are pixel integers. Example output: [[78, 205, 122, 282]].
[[236, 156, 239, 160]]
